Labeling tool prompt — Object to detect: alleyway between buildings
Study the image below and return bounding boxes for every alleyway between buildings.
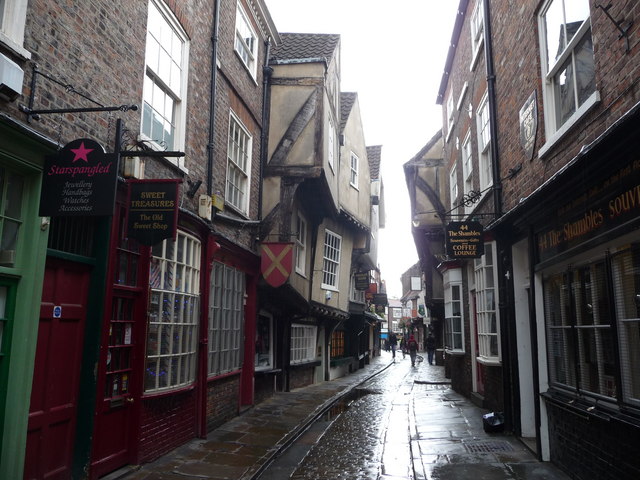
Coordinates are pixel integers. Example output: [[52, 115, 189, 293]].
[[115, 352, 571, 480]]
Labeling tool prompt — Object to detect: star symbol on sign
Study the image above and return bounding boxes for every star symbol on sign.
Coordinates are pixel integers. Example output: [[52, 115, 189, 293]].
[[70, 142, 94, 163]]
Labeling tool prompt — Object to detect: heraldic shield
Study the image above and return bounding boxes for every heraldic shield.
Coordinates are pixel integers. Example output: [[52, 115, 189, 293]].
[[260, 242, 294, 287]]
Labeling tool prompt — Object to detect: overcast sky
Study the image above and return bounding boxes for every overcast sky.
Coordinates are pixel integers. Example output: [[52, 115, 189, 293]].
[[264, 0, 458, 298]]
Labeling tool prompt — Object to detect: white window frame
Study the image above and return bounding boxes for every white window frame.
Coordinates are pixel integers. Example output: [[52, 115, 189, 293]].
[[226, 111, 252, 215], [537, 0, 598, 155], [461, 132, 473, 213], [349, 152, 359, 189], [470, 0, 484, 70], [255, 312, 273, 371], [444, 268, 464, 353], [474, 241, 500, 363], [208, 261, 245, 376], [0, 0, 30, 57], [446, 94, 455, 139], [234, 1, 258, 78], [449, 163, 458, 210], [142, 0, 189, 162], [328, 117, 336, 172], [476, 92, 493, 192], [290, 324, 317, 364], [321, 229, 341, 290], [295, 212, 307, 276], [146, 231, 201, 393], [349, 272, 366, 304]]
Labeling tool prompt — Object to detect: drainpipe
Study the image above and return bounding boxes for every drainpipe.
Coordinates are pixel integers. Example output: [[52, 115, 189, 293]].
[[206, 0, 221, 196], [258, 38, 273, 221]]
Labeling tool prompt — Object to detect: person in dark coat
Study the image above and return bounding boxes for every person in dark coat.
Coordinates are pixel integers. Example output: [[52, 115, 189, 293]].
[[425, 333, 436, 365], [389, 332, 398, 359], [407, 334, 419, 366]]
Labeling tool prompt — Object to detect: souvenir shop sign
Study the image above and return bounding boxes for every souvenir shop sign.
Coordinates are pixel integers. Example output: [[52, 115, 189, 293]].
[[446, 221, 484, 258], [355, 272, 369, 290], [39, 138, 118, 216], [127, 179, 180, 246]]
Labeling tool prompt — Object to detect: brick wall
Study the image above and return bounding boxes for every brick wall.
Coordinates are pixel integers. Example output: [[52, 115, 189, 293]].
[[289, 365, 315, 390], [139, 390, 197, 463], [206, 375, 240, 432], [547, 402, 640, 479]]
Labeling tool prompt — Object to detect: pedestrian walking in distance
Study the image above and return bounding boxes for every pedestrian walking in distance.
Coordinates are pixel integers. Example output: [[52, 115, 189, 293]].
[[407, 334, 419, 367], [425, 333, 436, 365], [389, 332, 398, 360]]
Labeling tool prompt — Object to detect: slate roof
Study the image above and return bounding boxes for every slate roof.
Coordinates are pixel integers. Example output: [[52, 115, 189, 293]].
[[270, 33, 340, 64], [366, 145, 382, 180], [340, 92, 357, 134]]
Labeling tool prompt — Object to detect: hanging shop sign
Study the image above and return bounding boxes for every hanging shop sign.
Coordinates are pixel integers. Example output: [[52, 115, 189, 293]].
[[519, 90, 538, 161], [39, 138, 118, 216], [446, 221, 484, 258], [126, 179, 180, 246], [372, 293, 388, 307], [261, 242, 294, 287], [355, 272, 369, 290]]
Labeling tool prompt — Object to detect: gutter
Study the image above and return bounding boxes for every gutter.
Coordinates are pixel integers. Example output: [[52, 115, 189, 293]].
[[206, 0, 221, 196]]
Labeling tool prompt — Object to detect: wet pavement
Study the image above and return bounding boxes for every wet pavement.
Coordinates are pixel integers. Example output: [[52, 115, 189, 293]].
[[115, 351, 572, 480]]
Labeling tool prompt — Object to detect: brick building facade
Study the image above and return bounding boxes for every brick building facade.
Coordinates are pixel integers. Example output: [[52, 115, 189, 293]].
[[436, 1, 640, 478]]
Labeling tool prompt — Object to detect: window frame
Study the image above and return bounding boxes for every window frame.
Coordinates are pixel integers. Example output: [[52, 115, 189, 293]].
[[0, 0, 29, 58], [349, 152, 359, 189], [321, 229, 341, 291], [449, 163, 458, 210], [255, 312, 273, 372], [290, 323, 317, 364], [234, 1, 258, 78], [145, 231, 201, 393], [537, 0, 598, 154], [474, 241, 500, 363], [141, 0, 189, 163], [461, 131, 473, 213], [208, 261, 245, 377], [470, 0, 484, 70], [295, 212, 307, 276], [444, 269, 464, 353], [226, 111, 252, 215], [327, 116, 336, 173], [476, 92, 493, 192]]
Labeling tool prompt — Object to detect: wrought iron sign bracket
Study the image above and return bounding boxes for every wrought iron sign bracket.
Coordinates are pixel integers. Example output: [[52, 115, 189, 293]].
[[19, 65, 138, 123], [596, 3, 633, 53]]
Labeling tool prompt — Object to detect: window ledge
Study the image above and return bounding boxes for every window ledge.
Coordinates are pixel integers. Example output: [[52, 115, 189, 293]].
[[290, 360, 321, 368], [476, 356, 501, 366], [255, 368, 281, 375], [445, 349, 465, 356], [538, 91, 601, 159], [0, 35, 31, 61]]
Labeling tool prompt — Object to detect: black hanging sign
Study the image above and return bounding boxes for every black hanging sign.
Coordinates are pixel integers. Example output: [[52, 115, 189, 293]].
[[519, 91, 538, 161], [355, 272, 369, 290], [446, 221, 484, 258], [126, 179, 180, 246], [39, 138, 118, 216]]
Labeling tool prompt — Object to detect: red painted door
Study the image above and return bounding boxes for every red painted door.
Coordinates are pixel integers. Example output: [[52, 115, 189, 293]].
[[24, 259, 91, 480]]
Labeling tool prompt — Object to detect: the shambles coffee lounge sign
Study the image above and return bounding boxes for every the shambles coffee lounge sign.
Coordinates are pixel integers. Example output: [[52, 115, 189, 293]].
[[446, 221, 484, 258], [39, 138, 118, 216], [127, 179, 180, 246]]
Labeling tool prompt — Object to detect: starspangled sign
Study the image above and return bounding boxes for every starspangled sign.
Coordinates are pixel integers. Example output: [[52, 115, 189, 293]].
[[261, 242, 294, 287]]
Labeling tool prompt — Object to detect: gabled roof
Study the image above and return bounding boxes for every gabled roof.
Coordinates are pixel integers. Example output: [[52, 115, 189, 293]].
[[366, 145, 382, 180], [340, 92, 357, 133], [270, 33, 340, 64]]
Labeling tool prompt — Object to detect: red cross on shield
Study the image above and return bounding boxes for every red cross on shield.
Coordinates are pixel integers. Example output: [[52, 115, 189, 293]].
[[260, 242, 294, 287]]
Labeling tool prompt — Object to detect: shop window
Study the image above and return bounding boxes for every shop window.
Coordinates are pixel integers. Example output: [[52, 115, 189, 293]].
[[208, 262, 244, 376], [255, 313, 273, 371], [331, 329, 345, 358], [474, 242, 500, 362], [142, 0, 189, 157], [611, 247, 640, 406], [544, 248, 637, 404], [444, 268, 464, 352], [291, 324, 316, 364], [145, 231, 200, 392]]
